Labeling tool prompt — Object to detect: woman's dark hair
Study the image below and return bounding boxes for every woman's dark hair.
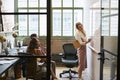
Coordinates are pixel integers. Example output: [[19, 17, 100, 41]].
[[30, 33, 37, 39], [27, 37, 39, 53]]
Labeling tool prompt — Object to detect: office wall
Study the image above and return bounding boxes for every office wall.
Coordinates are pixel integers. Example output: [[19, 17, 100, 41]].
[[83, 0, 101, 80], [91, 27, 101, 80], [22, 37, 75, 54], [83, 0, 93, 80]]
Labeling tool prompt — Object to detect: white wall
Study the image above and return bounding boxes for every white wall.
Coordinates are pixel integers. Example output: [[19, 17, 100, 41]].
[[83, 0, 101, 80], [83, 0, 93, 79], [91, 27, 101, 80]]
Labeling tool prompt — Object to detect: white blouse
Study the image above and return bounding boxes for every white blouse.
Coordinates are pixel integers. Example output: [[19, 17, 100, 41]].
[[75, 29, 87, 46]]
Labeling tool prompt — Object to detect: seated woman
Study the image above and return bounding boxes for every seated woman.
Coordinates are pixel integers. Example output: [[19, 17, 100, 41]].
[[26, 37, 58, 80]]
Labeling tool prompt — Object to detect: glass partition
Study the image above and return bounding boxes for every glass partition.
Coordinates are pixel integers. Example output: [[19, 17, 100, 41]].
[[101, 0, 118, 80], [0, 0, 50, 79]]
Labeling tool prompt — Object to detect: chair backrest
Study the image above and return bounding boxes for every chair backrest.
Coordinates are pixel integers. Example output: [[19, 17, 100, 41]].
[[18, 52, 37, 78], [18, 52, 47, 79], [63, 43, 77, 60], [25, 57, 37, 77]]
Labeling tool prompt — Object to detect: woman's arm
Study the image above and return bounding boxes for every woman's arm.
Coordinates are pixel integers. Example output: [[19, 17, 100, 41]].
[[34, 49, 47, 62], [84, 38, 92, 44], [75, 32, 86, 45]]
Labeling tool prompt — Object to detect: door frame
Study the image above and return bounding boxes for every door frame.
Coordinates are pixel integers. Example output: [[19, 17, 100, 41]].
[[100, 0, 119, 79]]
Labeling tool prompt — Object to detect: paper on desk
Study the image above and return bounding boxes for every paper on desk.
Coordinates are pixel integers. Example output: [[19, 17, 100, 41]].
[[37, 62, 45, 66], [3, 57, 15, 60], [0, 60, 13, 64], [0, 57, 15, 60]]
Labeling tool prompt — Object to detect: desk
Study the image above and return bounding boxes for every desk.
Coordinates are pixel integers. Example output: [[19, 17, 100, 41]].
[[8, 46, 27, 56], [0, 57, 19, 76], [0, 46, 27, 76]]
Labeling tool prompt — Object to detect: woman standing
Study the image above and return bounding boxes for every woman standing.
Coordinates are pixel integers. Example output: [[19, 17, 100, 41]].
[[75, 22, 91, 80]]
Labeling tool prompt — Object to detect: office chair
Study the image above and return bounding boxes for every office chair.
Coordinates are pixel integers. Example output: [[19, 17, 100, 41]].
[[25, 55, 47, 80], [18, 52, 46, 80], [18, 52, 56, 80], [59, 43, 78, 79]]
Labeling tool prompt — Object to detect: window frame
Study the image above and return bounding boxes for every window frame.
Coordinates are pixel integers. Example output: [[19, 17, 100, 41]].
[[16, 0, 83, 37]]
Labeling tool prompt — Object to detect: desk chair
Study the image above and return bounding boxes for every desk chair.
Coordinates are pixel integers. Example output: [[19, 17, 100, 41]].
[[18, 52, 31, 77], [25, 56, 46, 80], [18, 52, 56, 80], [18, 52, 46, 80], [60, 43, 78, 79]]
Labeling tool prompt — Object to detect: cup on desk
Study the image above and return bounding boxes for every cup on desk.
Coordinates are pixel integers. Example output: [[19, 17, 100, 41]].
[[16, 48, 20, 53]]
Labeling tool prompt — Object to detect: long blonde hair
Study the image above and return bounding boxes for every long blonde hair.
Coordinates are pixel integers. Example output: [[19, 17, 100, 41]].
[[76, 22, 86, 36]]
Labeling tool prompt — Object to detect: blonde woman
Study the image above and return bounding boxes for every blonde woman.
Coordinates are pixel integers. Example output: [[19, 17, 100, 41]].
[[75, 22, 91, 80]]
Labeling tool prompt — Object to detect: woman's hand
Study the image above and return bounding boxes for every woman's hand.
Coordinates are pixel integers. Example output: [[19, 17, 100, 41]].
[[88, 38, 92, 42], [85, 38, 92, 44]]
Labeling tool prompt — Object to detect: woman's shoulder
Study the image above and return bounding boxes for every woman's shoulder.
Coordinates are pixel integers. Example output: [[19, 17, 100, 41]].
[[75, 30, 82, 36]]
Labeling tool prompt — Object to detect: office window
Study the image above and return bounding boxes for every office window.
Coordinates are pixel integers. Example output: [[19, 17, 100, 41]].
[[17, 0, 83, 36], [17, 0, 47, 36], [90, 9, 101, 36], [52, 0, 83, 36], [101, 0, 118, 36], [90, 1, 101, 36]]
